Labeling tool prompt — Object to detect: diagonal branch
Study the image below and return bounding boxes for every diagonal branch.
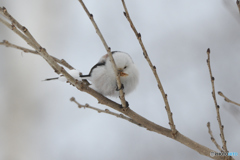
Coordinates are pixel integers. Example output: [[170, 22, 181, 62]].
[[0, 40, 74, 70], [78, 0, 128, 108], [206, 48, 228, 153], [121, 0, 177, 136], [218, 91, 240, 107], [0, 7, 59, 73], [0, 14, 30, 45], [207, 122, 223, 152]]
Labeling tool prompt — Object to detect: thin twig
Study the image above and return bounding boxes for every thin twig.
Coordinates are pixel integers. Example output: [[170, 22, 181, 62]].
[[0, 6, 79, 80], [207, 122, 223, 152], [1, 7, 77, 73], [218, 91, 240, 107], [0, 7, 59, 73], [0, 7, 40, 48], [78, 0, 127, 108], [51, 57, 75, 70], [206, 48, 228, 153], [237, 0, 240, 13], [0, 40, 37, 54], [0, 40, 74, 70], [0, 14, 30, 45], [121, 0, 177, 136], [70, 97, 143, 127]]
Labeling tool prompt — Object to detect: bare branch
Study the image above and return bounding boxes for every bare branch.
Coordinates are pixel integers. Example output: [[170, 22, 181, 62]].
[[0, 40, 74, 70], [70, 97, 143, 127], [79, 84, 228, 159], [207, 122, 223, 152], [77, 0, 128, 108], [218, 91, 240, 107], [121, 0, 177, 136], [0, 40, 37, 54], [206, 48, 228, 153], [0, 7, 59, 73], [0, 14, 30, 45]]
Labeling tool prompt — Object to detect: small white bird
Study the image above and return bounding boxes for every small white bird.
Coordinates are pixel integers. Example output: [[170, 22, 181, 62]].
[[45, 51, 139, 97]]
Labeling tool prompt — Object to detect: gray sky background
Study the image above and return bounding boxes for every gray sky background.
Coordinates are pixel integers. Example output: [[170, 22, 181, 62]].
[[0, 0, 240, 159]]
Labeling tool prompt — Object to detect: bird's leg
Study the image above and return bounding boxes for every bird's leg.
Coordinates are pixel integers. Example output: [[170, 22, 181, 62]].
[[116, 83, 124, 91], [125, 101, 129, 108], [116, 83, 129, 110]]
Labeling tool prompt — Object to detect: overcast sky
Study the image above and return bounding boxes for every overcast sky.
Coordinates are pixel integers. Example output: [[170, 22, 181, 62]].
[[0, 0, 240, 159]]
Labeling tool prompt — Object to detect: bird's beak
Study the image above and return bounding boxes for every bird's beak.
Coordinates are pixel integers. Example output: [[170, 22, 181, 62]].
[[118, 69, 128, 77]]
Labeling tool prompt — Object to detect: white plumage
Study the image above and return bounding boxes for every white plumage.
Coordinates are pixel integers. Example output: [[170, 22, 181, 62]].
[[81, 51, 139, 97], [45, 51, 139, 97]]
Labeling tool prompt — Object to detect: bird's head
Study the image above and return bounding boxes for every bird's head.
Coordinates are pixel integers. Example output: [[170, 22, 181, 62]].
[[112, 52, 134, 77]]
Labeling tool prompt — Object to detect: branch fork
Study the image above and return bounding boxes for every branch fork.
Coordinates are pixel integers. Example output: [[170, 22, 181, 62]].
[[206, 48, 228, 155]]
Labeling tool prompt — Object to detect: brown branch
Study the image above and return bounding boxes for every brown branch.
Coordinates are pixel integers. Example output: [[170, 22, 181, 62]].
[[218, 91, 240, 107], [206, 48, 228, 153], [207, 122, 223, 152], [0, 5, 233, 160], [121, 0, 177, 136], [0, 14, 30, 45], [78, 0, 127, 108], [237, 0, 240, 13], [79, 84, 224, 159], [0, 40, 37, 54], [70, 97, 143, 127], [0, 7, 59, 73], [0, 40, 74, 70]]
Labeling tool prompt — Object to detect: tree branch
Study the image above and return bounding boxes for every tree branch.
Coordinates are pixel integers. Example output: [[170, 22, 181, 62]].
[[206, 48, 228, 154], [121, 0, 177, 136], [0, 13, 30, 45], [79, 84, 226, 159], [0, 40, 74, 70], [70, 97, 143, 127], [78, 0, 128, 108], [218, 91, 240, 107], [207, 122, 223, 152], [0, 7, 59, 74]]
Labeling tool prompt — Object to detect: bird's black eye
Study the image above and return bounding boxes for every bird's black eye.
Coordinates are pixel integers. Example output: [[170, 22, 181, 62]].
[[124, 66, 127, 69]]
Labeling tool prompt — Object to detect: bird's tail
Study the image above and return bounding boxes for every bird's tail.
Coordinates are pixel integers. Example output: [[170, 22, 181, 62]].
[[43, 77, 59, 81], [43, 69, 88, 82]]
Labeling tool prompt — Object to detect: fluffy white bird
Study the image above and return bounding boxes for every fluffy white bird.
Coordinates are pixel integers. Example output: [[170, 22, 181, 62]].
[[45, 51, 139, 97], [81, 51, 139, 96]]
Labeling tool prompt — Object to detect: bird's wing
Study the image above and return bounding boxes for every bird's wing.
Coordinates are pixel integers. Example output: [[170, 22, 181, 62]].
[[81, 51, 118, 78], [80, 61, 106, 77]]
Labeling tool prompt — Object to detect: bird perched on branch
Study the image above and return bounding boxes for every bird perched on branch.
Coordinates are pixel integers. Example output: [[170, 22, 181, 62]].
[[45, 51, 139, 97]]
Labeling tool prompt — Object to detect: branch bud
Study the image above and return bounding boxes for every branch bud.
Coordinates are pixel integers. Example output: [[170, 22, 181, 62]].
[[70, 97, 75, 101], [207, 48, 210, 54]]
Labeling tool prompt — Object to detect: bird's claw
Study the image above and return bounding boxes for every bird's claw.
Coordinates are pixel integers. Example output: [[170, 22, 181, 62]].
[[120, 101, 129, 111], [116, 83, 124, 91]]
